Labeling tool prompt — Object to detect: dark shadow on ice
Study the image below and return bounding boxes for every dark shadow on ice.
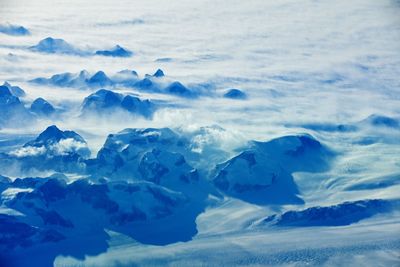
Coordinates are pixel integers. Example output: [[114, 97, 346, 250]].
[[0, 173, 208, 266]]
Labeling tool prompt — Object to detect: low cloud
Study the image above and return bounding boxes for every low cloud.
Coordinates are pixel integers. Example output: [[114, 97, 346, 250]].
[[50, 138, 88, 156], [8, 146, 46, 157]]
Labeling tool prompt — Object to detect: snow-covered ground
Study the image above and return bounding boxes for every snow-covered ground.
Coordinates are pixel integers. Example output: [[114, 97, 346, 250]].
[[0, 0, 399, 266], [56, 214, 400, 267]]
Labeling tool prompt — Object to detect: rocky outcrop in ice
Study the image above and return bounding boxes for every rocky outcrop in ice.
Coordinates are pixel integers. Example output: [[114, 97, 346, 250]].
[[81, 89, 155, 118], [95, 45, 132, 57], [0, 85, 33, 128]]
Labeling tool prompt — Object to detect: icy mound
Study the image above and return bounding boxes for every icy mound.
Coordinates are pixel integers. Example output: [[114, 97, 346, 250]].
[[144, 69, 165, 79], [29, 37, 84, 55], [165, 81, 197, 98], [213, 135, 332, 205], [87, 71, 113, 87], [30, 98, 55, 116], [87, 128, 212, 199], [81, 89, 155, 118], [29, 38, 132, 57], [96, 128, 187, 155], [0, 125, 90, 173], [252, 134, 332, 172], [133, 77, 159, 91], [89, 129, 190, 176], [0, 23, 30, 36], [223, 88, 247, 100], [82, 89, 123, 110], [2, 82, 26, 97], [130, 69, 165, 90], [152, 69, 165, 78], [120, 95, 155, 118], [25, 125, 88, 151], [213, 151, 303, 205], [31, 70, 98, 88], [0, 85, 33, 128], [95, 45, 133, 57], [132, 78, 197, 98], [360, 114, 400, 129], [113, 69, 139, 84], [261, 199, 395, 227], [31, 69, 138, 88], [29, 69, 201, 98]]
